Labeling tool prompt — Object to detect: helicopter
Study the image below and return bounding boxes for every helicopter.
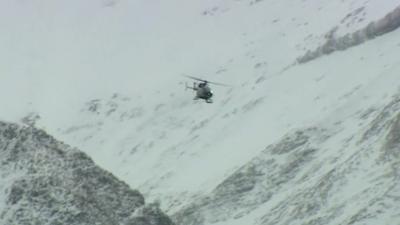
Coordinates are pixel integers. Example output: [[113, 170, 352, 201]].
[[183, 75, 230, 103]]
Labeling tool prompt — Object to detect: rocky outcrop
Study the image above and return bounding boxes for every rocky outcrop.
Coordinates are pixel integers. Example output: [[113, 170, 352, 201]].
[[297, 6, 400, 63], [173, 128, 330, 225], [0, 122, 174, 225], [173, 94, 400, 225]]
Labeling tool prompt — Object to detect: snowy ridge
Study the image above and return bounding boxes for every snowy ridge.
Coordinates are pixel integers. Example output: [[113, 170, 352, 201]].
[[173, 93, 400, 225], [53, 25, 400, 218], [0, 122, 173, 225], [298, 5, 400, 63], [1, 0, 400, 224]]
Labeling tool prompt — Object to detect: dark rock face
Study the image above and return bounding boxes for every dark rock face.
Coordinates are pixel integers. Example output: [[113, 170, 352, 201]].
[[173, 128, 328, 225], [126, 203, 175, 225], [383, 112, 400, 158], [0, 122, 174, 225], [173, 94, 400, 225], [297, 6, 400, 63]]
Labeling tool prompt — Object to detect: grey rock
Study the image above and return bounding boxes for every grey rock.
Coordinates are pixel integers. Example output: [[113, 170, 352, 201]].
[[173, 128, 327, 225], [0, 122, 174, 225], [297, 6, 400, 63], [173, 94, 400, 225]]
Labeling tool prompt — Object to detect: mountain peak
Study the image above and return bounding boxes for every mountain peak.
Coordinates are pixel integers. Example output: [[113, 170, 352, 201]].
[[0, 121, 174, 225]]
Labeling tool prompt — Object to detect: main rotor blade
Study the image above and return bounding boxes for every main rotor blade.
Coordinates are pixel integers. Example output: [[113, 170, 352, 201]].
[[182, 75, 207, 83], [182, 74, 231, 87], [207, 80, 231, 87]]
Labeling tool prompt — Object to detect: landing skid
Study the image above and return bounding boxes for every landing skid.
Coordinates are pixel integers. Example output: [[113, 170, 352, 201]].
[[193, 97, 213, 103]]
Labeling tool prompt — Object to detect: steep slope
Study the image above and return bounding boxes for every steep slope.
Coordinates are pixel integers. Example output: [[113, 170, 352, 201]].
[[38, 0, 400, 213], [298, 6, 400, 63], [1, 0, 400, 225], [0, 121, 174, 225], [52, 26, 400, 225], [173, 93, 400, 225]]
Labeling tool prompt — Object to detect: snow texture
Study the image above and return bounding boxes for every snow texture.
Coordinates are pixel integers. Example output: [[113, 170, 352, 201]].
[[1, 0, 400, 225], [173, 95, 400, 225], [298, 6, 400, 63], [0, 122, 174, 225]]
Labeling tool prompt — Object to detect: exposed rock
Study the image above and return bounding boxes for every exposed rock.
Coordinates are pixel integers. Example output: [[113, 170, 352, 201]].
[[0, 122, 174, 225], [173, 128, 328, 225], [297, 6, 400, 63], [173, 95, 400, 225]]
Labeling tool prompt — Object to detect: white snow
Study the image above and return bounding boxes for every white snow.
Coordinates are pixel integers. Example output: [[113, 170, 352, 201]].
[[1, 0, 400, 224]]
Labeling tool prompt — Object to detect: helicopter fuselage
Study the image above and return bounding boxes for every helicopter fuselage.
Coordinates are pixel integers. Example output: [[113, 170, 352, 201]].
[[195, 85, 213, 102], [184, 75, 229, 104]]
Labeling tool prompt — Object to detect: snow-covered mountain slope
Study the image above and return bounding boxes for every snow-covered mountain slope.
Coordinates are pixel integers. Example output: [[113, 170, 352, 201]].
[[52, 30, 400, 225], [0, 121, 174, 225], [173, 93, 400, 225], [1, 0, 400, 225], [298, 5, 400, 63]]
